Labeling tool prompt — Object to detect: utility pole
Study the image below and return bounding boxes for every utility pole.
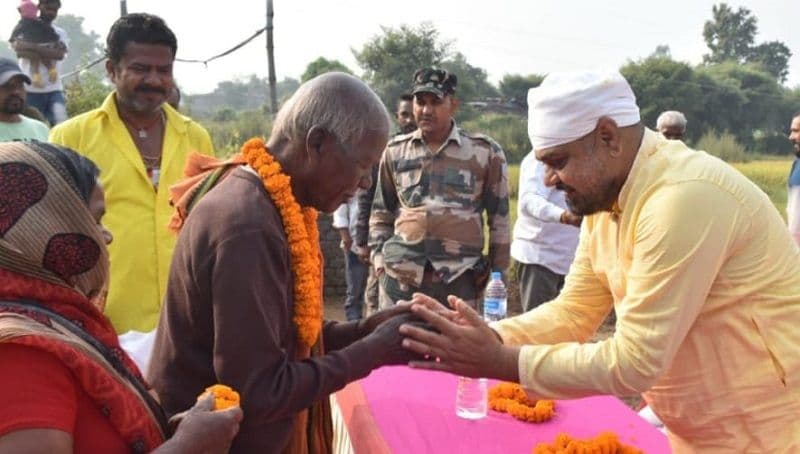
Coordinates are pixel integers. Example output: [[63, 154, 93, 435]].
[[120, 0, 127, 16], [266, 0, 278, 114]]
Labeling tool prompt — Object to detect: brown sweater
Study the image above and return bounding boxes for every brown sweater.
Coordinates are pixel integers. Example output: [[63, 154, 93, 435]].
[[148, 168, 379, 453]]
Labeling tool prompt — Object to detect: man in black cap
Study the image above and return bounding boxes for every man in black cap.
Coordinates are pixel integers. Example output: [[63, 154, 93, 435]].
[[0, 57, 49, 141], [368, 67, 511, 309]]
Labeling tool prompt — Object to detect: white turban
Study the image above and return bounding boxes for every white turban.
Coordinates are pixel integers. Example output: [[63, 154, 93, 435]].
[[527, 70, 640, 151]]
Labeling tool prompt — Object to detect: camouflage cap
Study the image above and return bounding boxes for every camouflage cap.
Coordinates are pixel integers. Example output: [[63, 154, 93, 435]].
[[411, 68, 457, 98]]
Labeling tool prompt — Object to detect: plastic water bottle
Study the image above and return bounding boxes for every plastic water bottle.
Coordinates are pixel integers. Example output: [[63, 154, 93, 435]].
[[455, 376, 488, 419], [454, 272, 507, 420], [483, 271, 507, 322]]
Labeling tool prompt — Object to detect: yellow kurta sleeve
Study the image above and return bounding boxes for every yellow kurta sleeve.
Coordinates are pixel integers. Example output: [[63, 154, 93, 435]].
[[500, 180, 746, 398], [492, 221, 613, 346]]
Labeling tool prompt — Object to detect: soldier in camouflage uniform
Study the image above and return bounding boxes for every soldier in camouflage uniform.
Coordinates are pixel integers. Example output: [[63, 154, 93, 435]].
[[369, 68, 510, 308], [357, 93, 418, 316]]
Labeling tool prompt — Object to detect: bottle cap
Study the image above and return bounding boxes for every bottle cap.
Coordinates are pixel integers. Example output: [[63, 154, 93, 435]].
[[491, 271, 502, 280]]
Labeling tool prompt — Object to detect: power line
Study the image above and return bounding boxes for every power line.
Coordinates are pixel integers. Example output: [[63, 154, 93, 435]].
[[60, 25, 268, 80], [176, 26, 267, 66], [60, 56, 105, 79]]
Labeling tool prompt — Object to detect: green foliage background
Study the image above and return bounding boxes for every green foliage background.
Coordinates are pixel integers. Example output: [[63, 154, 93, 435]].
[[26, 3, 798, 166]]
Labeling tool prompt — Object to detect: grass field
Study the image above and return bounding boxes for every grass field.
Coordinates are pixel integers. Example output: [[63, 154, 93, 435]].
[[732, 160, 792, 217]]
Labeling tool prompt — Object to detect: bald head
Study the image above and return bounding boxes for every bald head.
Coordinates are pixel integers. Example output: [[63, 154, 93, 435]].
[[270, 72, 391, 152], [267, 72, 391, 213]]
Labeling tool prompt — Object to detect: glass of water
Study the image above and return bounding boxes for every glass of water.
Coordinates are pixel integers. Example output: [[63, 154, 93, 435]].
[[455, 376, 488, 420]]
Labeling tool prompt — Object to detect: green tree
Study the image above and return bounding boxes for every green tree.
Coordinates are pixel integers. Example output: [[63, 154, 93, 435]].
[[702, 3, 757, 65], [63, 71, 112, 117], [697, 62, 789, 149], [749, 41, 792, 83], [620, 56, 707, 142], [702, 3, 792, 83], [55, 14, 106, 76], [276, 77, 300, 103], [650, 45, 672, 59], [461, 113, 528, 164], [353, 23, 451, 106], [185, 75, 267, 119], [301, 57, 352, 82], [440, 52, 498, 101], [693, 68, 746, 138], [498, 73, 545, 110]]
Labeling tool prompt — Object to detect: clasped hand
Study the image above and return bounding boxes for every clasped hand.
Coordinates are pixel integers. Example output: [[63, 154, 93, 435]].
[[398, 293, 520, 382]]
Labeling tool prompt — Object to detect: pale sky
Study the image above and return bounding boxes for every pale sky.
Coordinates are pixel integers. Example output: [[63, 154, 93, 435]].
[[2, 0, 798, 94]]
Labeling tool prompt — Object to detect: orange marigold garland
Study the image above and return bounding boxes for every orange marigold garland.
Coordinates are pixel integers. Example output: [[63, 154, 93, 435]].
[[533, 432, 643, 454], [241, 137, 322, 347], [200, 384, 241, 410], [489, 382, 556, 423]]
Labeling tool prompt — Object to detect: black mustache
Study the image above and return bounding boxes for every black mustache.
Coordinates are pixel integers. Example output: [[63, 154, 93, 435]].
[[555, 183, 573, 192], [135, 86, 167, 95]]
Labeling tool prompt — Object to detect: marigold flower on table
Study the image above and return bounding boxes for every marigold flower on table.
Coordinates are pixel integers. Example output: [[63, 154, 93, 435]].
[[488, 382, 556, 423], [533, 431, 643, 454]]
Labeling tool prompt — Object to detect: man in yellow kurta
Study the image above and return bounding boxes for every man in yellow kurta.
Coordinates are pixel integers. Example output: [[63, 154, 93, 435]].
[[400, 70, 800, 452], [50, 14, 213, 333]]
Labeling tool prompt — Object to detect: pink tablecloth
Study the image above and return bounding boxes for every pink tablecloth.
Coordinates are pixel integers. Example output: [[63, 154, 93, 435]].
[[335, 366, 670, 453]]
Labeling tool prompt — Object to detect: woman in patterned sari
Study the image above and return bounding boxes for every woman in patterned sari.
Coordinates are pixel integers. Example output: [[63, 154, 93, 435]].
[[0, 141, 242, 453]]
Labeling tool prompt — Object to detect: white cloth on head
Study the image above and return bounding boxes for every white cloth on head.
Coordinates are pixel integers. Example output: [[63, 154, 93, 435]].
[[527, 70, 640, 151]]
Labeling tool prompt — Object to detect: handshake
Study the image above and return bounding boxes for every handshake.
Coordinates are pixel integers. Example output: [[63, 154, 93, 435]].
[[356, 293, 518, 382], [356, 301, 439, 367]]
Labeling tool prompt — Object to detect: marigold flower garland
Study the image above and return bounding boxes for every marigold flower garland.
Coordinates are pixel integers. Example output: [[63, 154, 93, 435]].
[[533, 432, 643, 454], [488, 382, 556, 423], [241, 138, 322, 347]]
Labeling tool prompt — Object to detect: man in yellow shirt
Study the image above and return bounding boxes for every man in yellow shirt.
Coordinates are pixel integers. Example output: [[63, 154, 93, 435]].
[[400, 70, 800, 452], [50, 14, 213, 333]]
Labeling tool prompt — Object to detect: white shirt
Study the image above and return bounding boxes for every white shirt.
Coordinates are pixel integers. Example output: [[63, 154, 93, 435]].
[[332, 190, 362, 253], [510, 152, 579, 275], [17, 24, 68, 94]]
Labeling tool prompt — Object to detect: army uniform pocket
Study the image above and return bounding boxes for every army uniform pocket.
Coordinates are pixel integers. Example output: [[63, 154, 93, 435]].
[[442, 168, 476, 207], [395, 160, 425, 207]]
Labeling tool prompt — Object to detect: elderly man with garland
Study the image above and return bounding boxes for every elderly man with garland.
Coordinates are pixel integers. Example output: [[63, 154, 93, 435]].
[[148, 72, 425, 453], [400, 70, 800, 452]]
